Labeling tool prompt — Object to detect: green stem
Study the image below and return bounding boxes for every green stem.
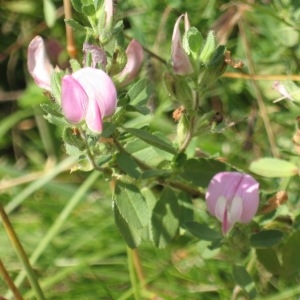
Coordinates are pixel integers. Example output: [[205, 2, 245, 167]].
[[0, 205, 46, 300], [0, 258, 23, 300], [127, 247, 141, 300], [179, 89, 201, 153]]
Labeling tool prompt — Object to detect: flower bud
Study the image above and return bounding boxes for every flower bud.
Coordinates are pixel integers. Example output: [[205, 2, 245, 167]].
[[206, 172, 259, 234], [83, 43, 107, 69], [171, 14, 193, 75], [115, 39, 144, 87], [27, 36, 54, 91], [177, 113, 190, 147]]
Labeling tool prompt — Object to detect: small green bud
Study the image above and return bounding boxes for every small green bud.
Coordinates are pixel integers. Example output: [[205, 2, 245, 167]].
[[199, 31, 217, 65], [177, 113, 190, 147]]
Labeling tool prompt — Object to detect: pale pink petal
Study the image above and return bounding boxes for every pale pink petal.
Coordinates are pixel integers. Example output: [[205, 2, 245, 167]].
[[104, 0, 114, 25], [85, 97, 103, 132], [171, 14, 193, 75], [214, 196, 226, 222], [117, 40, 144, 87], [61, 75, 88, 123], [236, 175, 259, 223], [184, 12, 190, 32], [27, 36, 54, 91], [71, 67, 117, 132]]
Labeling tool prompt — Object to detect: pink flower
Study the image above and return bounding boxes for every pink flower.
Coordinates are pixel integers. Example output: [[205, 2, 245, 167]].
[[206, 172, 259, 235], [171, 13, 193, 75], [62, 67, 117, 133], [27, 36, 54, 91], [117, 39, 144, 87]]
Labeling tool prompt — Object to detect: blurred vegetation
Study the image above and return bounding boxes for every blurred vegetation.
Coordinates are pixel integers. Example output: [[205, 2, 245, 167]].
[[1, 0, 300, 299]]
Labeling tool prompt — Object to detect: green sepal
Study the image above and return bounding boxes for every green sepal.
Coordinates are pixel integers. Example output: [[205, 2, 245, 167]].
[[109, 46, 127, 76], [199, 30, 217, 65], [199, 45, 226, 87], [62, 127, 86, 151], [69, 59, 82, 72], [164, 73, 193, 108]]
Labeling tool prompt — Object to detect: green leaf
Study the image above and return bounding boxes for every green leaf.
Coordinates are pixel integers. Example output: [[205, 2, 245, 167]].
[[126, 105, 150, 115], [151, 187, 181, 248], [125, 128, 176, 155], [183, 27, 203, 58], [232, 265, 256, 299], [249, 158, 298, 178], [177, 193, 194, 225], [65, 19, 86, 32], [256, 248, 281, 275], [113, 201, 142, 249], [114, 181, 149, 229], [250, 230, 283, 248], [40, 103, 62, 117], [183, 221, 222, 242], [71, 0, 83, 12], [127, 79, 149, 106], [44, 114, 70, 126], [282, 231, 300, 275], [181, 158, 228, 188], [82, 4, 95, 16], [43, 0, 56, 27], [116, 152, 141, 179], [64, 143, 84, 157], [141, 169, 172, 179]]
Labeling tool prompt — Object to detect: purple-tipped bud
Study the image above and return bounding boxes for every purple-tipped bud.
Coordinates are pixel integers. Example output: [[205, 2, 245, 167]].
[[117, 39, 144, 87], [27, 36, 54, 91], [206, 172, 259, 235], [62, 67, 117, 133], [83, 43, 107, 69], [171, 13, 193, 75]]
